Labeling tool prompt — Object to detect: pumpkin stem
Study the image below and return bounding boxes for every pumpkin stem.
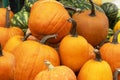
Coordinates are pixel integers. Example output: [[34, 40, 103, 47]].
[[112, 30, 120, 44], [0, 44, 3, 56], [22, 33, 32, 41], [64, 6, 82, 12], [94, 49, 102, 62], [44, 60, 54, 70], [40, 34, 57, 44], [6, 5, 11, 28], [89, 0, 96, 16], [68, 18, 78, 37], [113, 68, 120, 80]]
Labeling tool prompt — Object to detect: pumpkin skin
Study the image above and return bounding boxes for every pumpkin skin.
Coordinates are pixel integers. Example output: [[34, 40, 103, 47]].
[[0, 8, 14, 27], [12, 40, 60, 80], [0, 48, 15, 80], [0, 27, 24, 48], [77, 49, 113, 80], [34, 60, 77, 80], [28, 0, 72, 43]]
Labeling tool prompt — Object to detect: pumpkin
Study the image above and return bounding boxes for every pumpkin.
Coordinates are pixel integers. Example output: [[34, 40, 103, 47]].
[[72, 0, 109, 47], [0, 6, 24, 48], [0, 44, 15, 80], [3, 33, 31, 53], [100, 2, 119, 29], [28, 0, 72, 44], [100, 30, 120, 73], [59, 18, 94, 72], [0, 6, 14, 27], [12, 34, 60, 80], [77, 49, 113, 80], [10, 10, 30, 33], [34, 60, 77, 80]]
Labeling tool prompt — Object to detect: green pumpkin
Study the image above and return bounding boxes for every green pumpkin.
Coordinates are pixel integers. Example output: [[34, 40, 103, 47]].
[[59, 0, 104, 15], [10, 10, 30, 33], [100, 2, 119, 29]]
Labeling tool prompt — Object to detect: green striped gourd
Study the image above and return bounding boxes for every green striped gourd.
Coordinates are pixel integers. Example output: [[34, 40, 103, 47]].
[[10, 10, 30, 33], [24, 0, 38, 12], [59, 0, 104, 15], [101, 2, 119, 29]]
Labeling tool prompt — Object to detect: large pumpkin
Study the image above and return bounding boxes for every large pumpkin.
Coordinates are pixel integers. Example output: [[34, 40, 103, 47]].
[[0, 7, 14, 27], [34, 60, 77, 80], [12, 35, 60, 80], [28, 0, 72, 43], [72, 0, 109, 47]]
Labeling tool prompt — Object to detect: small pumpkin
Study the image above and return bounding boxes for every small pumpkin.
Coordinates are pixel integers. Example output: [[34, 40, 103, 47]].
[[0, 6, 24, 48], [0, 6, 14, 27], [59, 18, 94, 72], [12, 34, 60, 80], [100, 30, 120, 73], [28, 0, 72, 43], [34, 60, 77, 80], [3, 33, 31, 53], [72, 0, 109, 47], [77, 49, 113, 80], [0, 44, 15, 80]]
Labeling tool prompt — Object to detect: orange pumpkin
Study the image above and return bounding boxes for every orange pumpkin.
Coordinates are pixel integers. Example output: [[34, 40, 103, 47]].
[[3, 33, 31, 53], [0, 6, 14, 27], [100, 30, 120, 73], [77, 49, 113, 80], [0, 44, 15, 80], [34, 60, 77, 80], [28, 0, 72, 43], [59, 18, 94, 72], [0, 6, 24, 48], [12, 35, 60, 80], [72, 0, 109, 47]]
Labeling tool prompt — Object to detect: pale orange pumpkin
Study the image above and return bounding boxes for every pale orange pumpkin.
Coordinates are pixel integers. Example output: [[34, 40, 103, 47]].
[[34, 60, 77, 80]]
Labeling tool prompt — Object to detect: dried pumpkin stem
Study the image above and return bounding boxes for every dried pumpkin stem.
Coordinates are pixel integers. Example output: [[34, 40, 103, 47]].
[[112, 30, 120, 44], [94, 49, 102, 62], [89, 0, 96, 16], [113, 68, 120, 80], [40, 34, 57, 44], [44, 60, 54, 70], [68, 18, 78, 37], [6, 5, 11, 28], [64, 6, 81, 12], [22, 33, 32, 41], [0, 44, 3, 56]]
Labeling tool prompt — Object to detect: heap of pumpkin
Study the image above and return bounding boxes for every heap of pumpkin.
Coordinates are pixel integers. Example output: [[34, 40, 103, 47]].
[[0, 0, 120, 80]]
